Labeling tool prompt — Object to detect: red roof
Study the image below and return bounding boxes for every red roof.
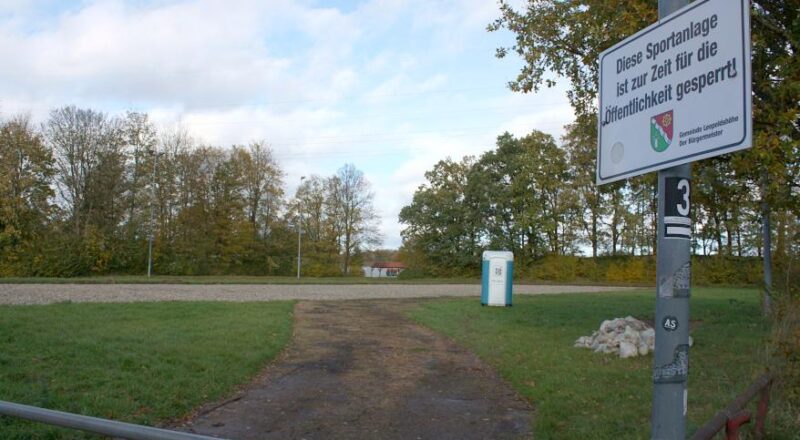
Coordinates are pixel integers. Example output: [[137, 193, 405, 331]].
[[370, 262, 406, 269]]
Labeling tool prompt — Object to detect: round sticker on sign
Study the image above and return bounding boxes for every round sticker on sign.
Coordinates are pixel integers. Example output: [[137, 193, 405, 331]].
[[611, 142, 624, 164], [662, 316, 679, 332]]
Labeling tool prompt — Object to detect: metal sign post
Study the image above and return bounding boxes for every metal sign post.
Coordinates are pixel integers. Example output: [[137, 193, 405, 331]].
[[653, 164, 692, 438], [653, 3, 691, 438], [596, 0, 752, 437], [652, 5, 693, 440]]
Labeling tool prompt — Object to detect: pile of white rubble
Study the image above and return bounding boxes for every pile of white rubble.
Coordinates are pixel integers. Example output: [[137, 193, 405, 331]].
[[574, 316, 656, 359]]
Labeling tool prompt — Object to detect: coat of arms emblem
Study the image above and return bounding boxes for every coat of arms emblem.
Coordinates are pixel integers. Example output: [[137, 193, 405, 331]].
[[650, 110, 673, 152]]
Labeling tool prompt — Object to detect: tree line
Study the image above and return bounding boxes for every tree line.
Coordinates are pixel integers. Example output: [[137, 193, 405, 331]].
[[399, 126, 797, 273], [0, 106, 380, 277]]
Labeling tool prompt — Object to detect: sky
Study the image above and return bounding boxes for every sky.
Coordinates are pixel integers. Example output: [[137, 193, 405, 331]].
[[0, 0, 575, 249]]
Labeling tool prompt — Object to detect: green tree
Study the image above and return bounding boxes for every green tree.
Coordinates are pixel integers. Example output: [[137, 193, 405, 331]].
[[471, 133, 533, 257], [489, 1, 656, 119], [520, 131, 578, 255], [399, 156, 481, 273], [400, 130, 579, 273], [470, 131, 575, 260], [0, 116, 54, 274], [563, 117, 607, 257]]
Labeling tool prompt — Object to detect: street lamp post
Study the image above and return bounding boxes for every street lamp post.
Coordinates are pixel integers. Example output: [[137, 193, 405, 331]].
[[147, 149, 160, 278], [296, 176, 305, 279]]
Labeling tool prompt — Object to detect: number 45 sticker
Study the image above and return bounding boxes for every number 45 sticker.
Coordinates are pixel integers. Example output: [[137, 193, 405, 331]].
[[665, 177, 691, 239]]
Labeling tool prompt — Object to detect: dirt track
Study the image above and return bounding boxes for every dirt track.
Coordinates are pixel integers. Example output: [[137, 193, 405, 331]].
[[0, 283, 635, 305], [179, 300, 534, 439]]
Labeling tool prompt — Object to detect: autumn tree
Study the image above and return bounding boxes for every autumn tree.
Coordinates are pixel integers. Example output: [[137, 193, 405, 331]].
[[122, 111, 158, 241], [743, 1, 800, 312], [0, 116, 54, 274], [45, 106, 125, 239], [236, 142, 284, 238], [287, 175, 340, 276]]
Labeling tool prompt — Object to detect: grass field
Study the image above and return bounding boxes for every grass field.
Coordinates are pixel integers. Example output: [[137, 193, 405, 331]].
[[0, 301, 294, 439], [409, 288, 792, 439]]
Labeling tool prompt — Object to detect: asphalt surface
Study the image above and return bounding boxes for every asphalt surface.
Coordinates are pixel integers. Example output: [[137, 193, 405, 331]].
[[0, 283, 637, 305]]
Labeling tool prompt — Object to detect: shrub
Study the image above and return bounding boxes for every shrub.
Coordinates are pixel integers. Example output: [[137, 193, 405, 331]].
[[528, 255, 579, 282], [397, 267, 431, 280], [604, 256, 654, 283], [692, 256, 763, 286], [769, 294, 800, 434]]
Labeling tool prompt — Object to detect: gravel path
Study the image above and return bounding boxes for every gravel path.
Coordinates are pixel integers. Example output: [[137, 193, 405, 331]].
[[0, 283, 637, 305]]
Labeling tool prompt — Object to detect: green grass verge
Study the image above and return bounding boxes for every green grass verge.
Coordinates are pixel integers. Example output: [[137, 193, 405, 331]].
[[0, 301, 294, 439], [409, 288, 788, 439]]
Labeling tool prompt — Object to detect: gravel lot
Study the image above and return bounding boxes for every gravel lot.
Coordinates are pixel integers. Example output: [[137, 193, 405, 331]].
[[0, 284, 638, 305]]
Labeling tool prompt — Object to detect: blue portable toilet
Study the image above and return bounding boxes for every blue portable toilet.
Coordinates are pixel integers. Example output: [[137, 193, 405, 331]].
[[481, 251, 514, 306]]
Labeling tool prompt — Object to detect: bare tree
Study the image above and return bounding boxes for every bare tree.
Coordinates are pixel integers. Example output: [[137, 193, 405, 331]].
[[155, 126, 194, 246], [326, 164, 382, 274], [122, 111, 158, 236], [44, 106, 124, 236]]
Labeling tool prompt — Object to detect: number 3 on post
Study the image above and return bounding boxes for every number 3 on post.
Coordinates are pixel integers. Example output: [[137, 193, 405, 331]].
[[664, 177, 691, 239]]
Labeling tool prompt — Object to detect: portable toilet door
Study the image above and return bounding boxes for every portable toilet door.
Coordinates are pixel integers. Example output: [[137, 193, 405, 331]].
[[481, 251, 514, 306]]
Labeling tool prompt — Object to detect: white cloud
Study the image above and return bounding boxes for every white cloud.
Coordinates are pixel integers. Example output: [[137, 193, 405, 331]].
[[362, 73, 448, 105], [0, 0, 361, 112], [0, 0, 577, 249], [498, 104, 574, 141]]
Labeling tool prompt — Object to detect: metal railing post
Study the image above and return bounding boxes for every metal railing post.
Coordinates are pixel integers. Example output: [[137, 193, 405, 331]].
[[0, 400, 225, 440]]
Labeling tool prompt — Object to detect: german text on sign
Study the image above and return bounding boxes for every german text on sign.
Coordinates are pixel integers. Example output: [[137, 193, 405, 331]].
[[596, 0, 752, 184]]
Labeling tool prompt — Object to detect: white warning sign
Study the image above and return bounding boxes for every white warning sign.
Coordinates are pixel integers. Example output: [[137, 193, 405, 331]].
[[597, 0, 752, 184]]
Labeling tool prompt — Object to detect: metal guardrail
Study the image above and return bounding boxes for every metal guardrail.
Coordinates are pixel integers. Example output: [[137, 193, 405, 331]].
[[0, 400, 227, 440], [690, 373, 774, 440]]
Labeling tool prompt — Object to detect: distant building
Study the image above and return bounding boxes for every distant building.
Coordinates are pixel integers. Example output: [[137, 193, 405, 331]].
[[362, 262, 406, 278]]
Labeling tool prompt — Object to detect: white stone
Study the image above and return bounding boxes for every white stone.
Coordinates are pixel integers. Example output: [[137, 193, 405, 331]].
[[637, 341, 650, 356], [574, 336, 592, 348], [574, 317, 669, 359], [619, 341, 638, 358], [622, 325, 640, 344], [642, 328, 655, 350]]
